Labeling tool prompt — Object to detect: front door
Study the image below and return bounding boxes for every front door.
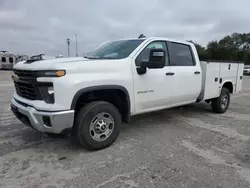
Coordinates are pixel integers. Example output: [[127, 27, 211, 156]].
[[132, 40, 175, 114]]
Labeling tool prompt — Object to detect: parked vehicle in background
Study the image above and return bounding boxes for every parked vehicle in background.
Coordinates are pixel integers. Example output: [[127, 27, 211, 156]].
[[0, 51, 29, 70], [244, 65, 250, 75], [10, 37, 244, 150], [16, 55, 29, 64], [0, 51, 16, 70]]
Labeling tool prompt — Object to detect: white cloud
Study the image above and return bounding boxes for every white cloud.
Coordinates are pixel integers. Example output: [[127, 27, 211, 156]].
[[0, 0, 250, 56]]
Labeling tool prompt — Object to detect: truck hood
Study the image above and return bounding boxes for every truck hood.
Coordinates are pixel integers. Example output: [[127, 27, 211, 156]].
[[13, 57, 87, 70], [13, 57, 131, 75]]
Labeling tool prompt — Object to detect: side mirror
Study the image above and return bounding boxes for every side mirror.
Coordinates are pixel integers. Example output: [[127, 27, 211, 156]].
[[146, 49, 166, 69], [136, 48, 166, 75]]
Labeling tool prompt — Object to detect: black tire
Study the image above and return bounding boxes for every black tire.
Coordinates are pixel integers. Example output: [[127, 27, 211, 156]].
[[211, 87, 230, 113], [73, 101, 121, 150]]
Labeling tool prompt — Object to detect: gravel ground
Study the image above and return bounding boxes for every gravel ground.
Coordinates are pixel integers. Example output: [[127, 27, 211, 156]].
[[0, 70, 250, 188]]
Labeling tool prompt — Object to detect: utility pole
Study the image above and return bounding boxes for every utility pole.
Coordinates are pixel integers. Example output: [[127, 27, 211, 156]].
[[75, 34, 78, 57], [67, 38, 70, 57]]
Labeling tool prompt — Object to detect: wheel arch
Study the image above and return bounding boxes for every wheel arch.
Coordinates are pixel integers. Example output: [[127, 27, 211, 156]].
[[222, 81, 234, 94], [70, 85, 131, 123]]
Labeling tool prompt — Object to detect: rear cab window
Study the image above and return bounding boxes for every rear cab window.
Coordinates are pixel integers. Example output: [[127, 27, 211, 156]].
[[167, 42, 195, 66]]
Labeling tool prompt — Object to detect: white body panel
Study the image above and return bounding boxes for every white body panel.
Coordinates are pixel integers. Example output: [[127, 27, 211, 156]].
[[131, 38, 184, 114], [236, 63, 244, 92], [170, 66, 201, 105], [200, 62, 221, 100], [220, 63, 238, 79], [132, 66, 174, 113], [11, 37, 244, 118], [199, 61, 244, 101], [13, 57, 135, 113], [130, 38, 202, 114]]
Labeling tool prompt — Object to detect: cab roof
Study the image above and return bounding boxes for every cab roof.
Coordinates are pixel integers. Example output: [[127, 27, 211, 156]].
[[115, 37, 193, 46]]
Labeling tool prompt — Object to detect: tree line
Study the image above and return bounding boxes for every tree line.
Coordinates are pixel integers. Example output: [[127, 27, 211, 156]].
[[188, 33, 250, 65]]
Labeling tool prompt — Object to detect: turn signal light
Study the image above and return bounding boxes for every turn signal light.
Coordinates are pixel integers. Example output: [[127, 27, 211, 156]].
[[56, 70, 66, 77]]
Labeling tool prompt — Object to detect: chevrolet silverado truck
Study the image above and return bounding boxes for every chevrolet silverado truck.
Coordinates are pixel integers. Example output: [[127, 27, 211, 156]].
[[10, 37, 244, 150]]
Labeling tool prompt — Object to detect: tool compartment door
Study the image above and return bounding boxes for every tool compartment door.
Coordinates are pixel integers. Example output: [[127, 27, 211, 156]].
[[219, 62, 238, 92], [203, 62, 221, 100], [235, 63, 244, 93]]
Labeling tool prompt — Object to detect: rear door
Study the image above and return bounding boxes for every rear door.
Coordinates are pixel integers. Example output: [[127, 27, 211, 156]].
[[167, 42, 202, 105]]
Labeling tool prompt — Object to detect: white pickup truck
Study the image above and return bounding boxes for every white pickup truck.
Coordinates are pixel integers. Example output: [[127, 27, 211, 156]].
[[10, 37, 244, 150]]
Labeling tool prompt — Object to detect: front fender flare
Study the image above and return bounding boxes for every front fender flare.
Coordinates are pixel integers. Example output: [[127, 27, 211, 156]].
[[70, 85, 131, 114]]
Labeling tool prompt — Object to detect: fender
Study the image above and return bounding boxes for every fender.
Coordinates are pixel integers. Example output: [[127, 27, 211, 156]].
[[70, 85, 131, 114]]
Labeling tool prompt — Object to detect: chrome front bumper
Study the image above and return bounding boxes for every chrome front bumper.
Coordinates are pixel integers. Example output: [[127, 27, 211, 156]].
[[11, 98, 75, 134]]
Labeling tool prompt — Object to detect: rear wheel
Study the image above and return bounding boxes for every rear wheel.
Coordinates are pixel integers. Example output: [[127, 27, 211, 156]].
[[211, 87, 230, 113], [74, 101, 121, 150]]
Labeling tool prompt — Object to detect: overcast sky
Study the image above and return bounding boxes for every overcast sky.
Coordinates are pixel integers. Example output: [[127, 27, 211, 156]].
[[1, 0, 250, 56]]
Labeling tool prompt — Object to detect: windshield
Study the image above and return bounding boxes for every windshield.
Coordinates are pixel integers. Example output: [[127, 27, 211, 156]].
[[84, 39, 145, 60]]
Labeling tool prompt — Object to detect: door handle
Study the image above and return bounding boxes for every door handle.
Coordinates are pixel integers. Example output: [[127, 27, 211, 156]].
[[194, 71, 201, 75], [166, 72, 175, 76]]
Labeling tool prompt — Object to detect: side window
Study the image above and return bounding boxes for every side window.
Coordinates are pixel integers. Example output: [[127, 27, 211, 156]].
[[135, 41, 169, 66], [168, 42, 195, 66], [9, 57, 14, 63], [1, 57, 6, 63]]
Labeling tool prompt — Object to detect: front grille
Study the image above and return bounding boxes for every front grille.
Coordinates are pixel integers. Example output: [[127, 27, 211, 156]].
[[13, 69, 42, 100], [13, 69, 36, 77], [14, 81, 40, 100]]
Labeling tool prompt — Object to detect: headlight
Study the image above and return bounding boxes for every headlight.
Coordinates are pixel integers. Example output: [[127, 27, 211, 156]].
[[38, 70, 66, 77]]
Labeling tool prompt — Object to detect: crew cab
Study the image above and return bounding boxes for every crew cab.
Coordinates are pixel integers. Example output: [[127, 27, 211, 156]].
[[10, 37, 244, 150]]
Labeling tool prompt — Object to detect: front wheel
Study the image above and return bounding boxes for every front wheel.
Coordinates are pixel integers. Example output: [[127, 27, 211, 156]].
[[211, 87, 230, 113], [74, 101, 121, 150]]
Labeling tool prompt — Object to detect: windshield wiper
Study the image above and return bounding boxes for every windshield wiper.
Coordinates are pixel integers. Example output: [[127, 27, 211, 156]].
[[84, 55, 101, 59]]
